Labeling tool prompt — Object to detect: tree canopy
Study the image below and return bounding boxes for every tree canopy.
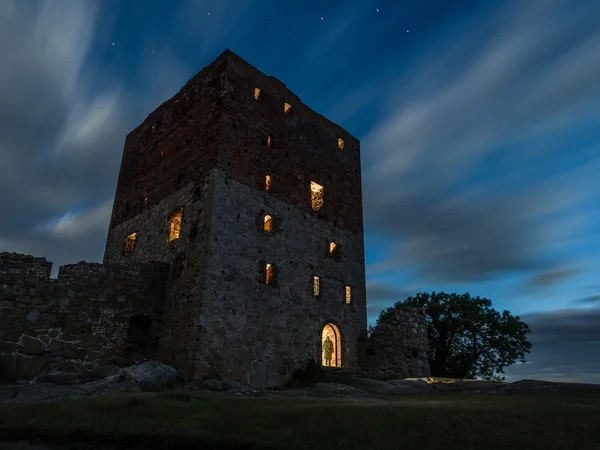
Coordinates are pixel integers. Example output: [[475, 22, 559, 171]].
[[377, 292, 532, 380]]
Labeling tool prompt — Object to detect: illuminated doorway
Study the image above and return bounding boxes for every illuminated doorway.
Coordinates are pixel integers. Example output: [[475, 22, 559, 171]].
[[321, 323, 342, 368]]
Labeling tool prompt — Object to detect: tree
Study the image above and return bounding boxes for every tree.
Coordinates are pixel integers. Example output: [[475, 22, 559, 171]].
[[378, 292, 532, 380]]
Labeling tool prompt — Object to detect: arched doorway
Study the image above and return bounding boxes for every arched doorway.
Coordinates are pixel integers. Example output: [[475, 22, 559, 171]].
[[321, 323, 342, 368]]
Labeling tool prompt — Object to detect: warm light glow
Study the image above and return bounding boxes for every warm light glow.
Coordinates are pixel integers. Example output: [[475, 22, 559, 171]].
[[254, 88, 261, 100], [168, 208, 183, 242], [310, 181, 324, 211], [284, 103, 292, 114], [265, 175, 272, 191], [322, 323, 341, 368], [345, 286, 351, 304], [125, 233, 137, 254], [337, 138, 345, 150], [143, 195, 148, 206], [160, 150, 165, 159], [329, 241, 337, 256], [267, 135, 273, 147], [263, 214, 272, 232], [313, 276, 320, 296], [265, 263, 273, 285]]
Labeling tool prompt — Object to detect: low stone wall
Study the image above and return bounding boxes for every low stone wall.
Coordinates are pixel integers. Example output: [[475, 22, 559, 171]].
[[0, 252, 169, 382], [358, 306, 431, 378]]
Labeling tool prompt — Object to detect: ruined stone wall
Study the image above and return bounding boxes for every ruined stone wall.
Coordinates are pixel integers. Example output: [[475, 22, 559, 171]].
[[104, 176, 214, 377], [358, 306, 431, 378], [0, 253, 168, 382], [193, 168, 367, 387], [215, 51, 364, 235]]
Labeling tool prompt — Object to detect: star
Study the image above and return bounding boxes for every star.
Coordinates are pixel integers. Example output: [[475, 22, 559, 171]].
[[111, 42, 115, 46], [376, 8, 379, 12], [207, 12, 210, 15], [321, 17, 324, 20], [407, 30, 409, 33]]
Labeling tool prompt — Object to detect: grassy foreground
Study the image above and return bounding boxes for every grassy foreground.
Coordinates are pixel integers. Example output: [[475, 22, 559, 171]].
[[0, 391, 599, 450]]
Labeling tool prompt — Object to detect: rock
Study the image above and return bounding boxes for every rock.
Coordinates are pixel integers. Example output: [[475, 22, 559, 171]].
[[91, 365, 122, 380], [123, 361, 177, 391], [387, 379, 432, 391], [201, 379, 223, 392], [26, 310, 39, 323], [355, 378, 399, 394], [221, 379, 242, 391], [311, 382, 371, 396], [0, 354, 18, 382], [16, 355, 48, 379], [20, 336, 46, 356]]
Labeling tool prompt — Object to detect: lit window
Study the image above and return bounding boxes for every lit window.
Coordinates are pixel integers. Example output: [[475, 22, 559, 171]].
[[143, 195, 148, 206], [267, 135, 273, 148], [310, 181, 324, 211], [313, 276, 320, 296], [125, 233, 137, 255], [345, 286, 352, 304], [265, 263, 273, 285], [254, 88, 261, 100], [338, 138, 345, 150], [284, 103, 292, 115], [329, 241, 337, 256], [265, 175, 272, 191], [264, 214, 272, 232], [168, 208, 183, 242]]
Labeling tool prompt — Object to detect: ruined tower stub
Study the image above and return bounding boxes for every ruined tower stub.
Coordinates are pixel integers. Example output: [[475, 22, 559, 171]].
[[103, 49, 367, 387]]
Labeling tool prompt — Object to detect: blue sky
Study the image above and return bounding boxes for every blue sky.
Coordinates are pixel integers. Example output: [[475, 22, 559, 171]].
[[1, 0, 600, 383]]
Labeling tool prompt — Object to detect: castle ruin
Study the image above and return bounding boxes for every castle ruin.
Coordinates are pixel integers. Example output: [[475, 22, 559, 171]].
[[0, 50, 430, 386]]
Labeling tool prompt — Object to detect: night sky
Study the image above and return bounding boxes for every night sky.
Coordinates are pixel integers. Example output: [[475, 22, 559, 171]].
[[2, 0, 599, 383]]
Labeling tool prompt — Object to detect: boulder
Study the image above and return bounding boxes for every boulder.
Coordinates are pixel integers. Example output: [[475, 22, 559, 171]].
[[20, 336, 46, 356], [123, 361, 177, 391], [201, 379, 223, 392], [221, 379, 242, 391]]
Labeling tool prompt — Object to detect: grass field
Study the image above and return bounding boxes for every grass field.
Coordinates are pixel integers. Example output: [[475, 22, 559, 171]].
[[0, 390, 599, 450]]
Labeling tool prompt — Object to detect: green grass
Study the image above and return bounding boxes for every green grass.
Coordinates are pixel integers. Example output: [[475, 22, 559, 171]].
[[0, 391, 599, 449]]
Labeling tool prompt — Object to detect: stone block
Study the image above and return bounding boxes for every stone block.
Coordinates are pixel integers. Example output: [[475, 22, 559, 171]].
[[20, 335, 46, 356]]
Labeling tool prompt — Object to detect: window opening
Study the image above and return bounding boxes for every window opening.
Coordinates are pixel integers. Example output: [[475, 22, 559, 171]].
[[267, 135, 273, 148], [168, 208, 183, 242], [263, 214, 273, 232], [284, 103, 292, 115], [265, 175, 272, 191], [254, 88, 261, 100], [310, 181, 324, 211], [338, 138, 345, 150], [313, 276, 320, 296], [345, 286, 352, 304], [265, 263, 274, 285], [329, 241, 337, 256], [125, 233, 137, 255]]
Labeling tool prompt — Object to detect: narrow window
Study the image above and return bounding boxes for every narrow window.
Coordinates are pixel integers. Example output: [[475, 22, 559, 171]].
[[338, 138, 345, 150], [267, 135, 273, 148], [284, 103, 292, 115], [254, 88, 261, 100], [265, 175, 272, 191], [310, 181, 324, 211], [263, 214, 273, 232], [173, 257, 184, 279], [125, 233, 137, 255], [168, 208, 183, 242], [313, 276, 320, 296], [345, 285, 352, 304], [329, 241, 337, 256], [265, 263, 273, 285], [143, 195, 148, 206]]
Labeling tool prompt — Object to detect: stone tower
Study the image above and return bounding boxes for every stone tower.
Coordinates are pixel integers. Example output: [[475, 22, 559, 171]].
[[104, 49, 367, 387]]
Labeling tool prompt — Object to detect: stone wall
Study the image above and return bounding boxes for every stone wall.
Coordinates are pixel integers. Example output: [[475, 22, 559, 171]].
[[194, 167, 367, 387], [359, 306, 431, 378], [217, 51, 364, 235], [0, 252, 168, 382]]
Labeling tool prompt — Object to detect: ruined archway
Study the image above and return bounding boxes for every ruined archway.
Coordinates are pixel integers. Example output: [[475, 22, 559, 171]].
[[321, 322, 342, 368]]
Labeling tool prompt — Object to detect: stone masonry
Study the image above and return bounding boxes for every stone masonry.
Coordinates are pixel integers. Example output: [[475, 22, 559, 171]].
[[359, 306, 431, 378], [0, 49, 430, 386], [0, 252, 168, 382]]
